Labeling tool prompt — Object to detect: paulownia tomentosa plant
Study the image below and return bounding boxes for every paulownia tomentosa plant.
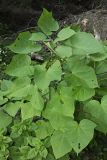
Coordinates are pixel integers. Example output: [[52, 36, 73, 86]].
[[0, 8, 107, 160]]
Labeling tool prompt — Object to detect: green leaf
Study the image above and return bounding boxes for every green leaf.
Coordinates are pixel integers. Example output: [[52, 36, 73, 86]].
[[101, 95, 107, 113], [27, 136, 42, 147], [95, 60, 107, 74], [51, 119, 96, 158], [90, 52, 107, 61], [96, 87, 107, 97], [71, 24, 81, 32], [6, 55, 34, 77], [49, 116, 74, 132], [0, 80, 13, 92], [0, 94, 8, 105], [63, 74, 95, 101], [54, 27, 75, 43], [21, 102, 37, 120], [38, 8, 59, 35], [72, 86, 95, 101], [44, 91, 74, 119], [27, 85, 44, 116], [64, 32, 105, 55], [40, 147, 48, 158], [47, 154, 70, 160], [65, 60, 98, 88], [10, 146, 25, 160], [4, 81, 43, 120], [6, 77, 31, 99], [36, 121, 54, 139], [64, 74, 95, 101], [43, 91, 74, 130], [59, 155, 70, 160], [29, 32, 47, 41], [84, 96, 107, 133], [69, 119, 96, 154], [55, 45, 72, 58], [4, 102, 21, 117], [19, 138, 47, 159], [51, 130, 72, 159], [46, 154, 56, 160], [8, 31, 42, 54], [21, 85, 44, 120], [34, 60, 62, 91], [0, 111, 12, 130], [19, 146, 38, 159]]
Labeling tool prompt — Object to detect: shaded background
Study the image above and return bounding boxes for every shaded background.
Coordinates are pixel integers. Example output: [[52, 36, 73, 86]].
[[0, 0, 107, 31]]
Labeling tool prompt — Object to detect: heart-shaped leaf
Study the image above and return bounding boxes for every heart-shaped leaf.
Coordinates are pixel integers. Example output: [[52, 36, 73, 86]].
[[54, 27, 75, 43], [8, 31, 42, 54], [38, 8, 59, 35], [6, 55, 34, 77], [34, 60, 62, 92], [64, 32, 105, 55], [55, 45, 72, 58], [29, 32, 47, 41], [51, 119, 96, 158], [84, 95, 107, 133]]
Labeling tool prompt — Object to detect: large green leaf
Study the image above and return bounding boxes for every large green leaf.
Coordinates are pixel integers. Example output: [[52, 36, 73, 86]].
[[44, 91, 74, 119], [62, 74, 95, 101], [90, 52, 107, 61], [8, 31, 42, 54], [21, 102, 38, 120], [0, 111, 12, 130], [27, 85, 44, 116], [66, 62, 98, 88], [6, 55, 34, 77], [54, 27, 75, 43], [2, 79, 43, 120], [21, 85, 44, 120], [55, 45, 72, 58], [43, 91, 74, 130], [72, 86, 95, 101], [38, 8, 59, 35], [34, 60, 62, 91], [95, 60, 107, 74], [64, 32, 105, 55], [51, 119, 96, 158], [36, 121, 54, 139], [29, 32, 47, 41], [58, 75, 95, 101], [68, 119, 96, 154], [51, 130, 72, 159], [4, 102, 21, 117], [0, 80, 13, 92], [50, 118, 75, 158], [6, 77, 31, 99], [84, 95, 107, 133], [0, 78, 31, 100]]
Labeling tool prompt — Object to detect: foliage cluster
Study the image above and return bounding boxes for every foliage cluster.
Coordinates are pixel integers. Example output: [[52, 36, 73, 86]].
[[0, 9, 107, 160]]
